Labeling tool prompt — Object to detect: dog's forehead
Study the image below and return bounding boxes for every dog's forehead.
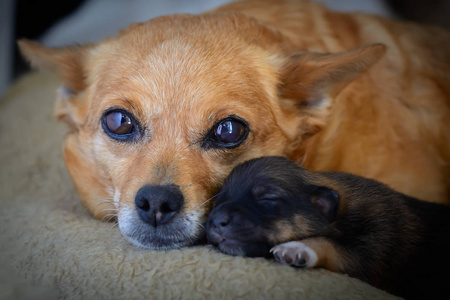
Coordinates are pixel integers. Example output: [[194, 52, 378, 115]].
[[88, 23, 279, 122]]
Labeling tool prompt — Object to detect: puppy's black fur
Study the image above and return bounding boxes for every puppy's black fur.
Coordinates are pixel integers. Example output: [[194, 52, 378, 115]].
[[206, 156, 450, 299]]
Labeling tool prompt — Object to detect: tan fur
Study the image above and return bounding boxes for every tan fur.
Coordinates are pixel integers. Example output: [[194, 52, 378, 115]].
[[267, 215, 321, 246], [299, 237, 349, 273], [17, 0, 450, 248]]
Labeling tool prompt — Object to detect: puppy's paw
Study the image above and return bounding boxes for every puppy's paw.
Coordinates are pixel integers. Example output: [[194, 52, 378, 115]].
[[270, 241, 318, 268]]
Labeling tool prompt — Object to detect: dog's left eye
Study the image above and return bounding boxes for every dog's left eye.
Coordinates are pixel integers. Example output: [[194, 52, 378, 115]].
[[102, 109, 139, 141], [203, 116, 249, 149]]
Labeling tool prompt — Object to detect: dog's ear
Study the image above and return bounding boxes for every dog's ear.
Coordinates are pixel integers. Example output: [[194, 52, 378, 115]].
[[279, 44, 386, 102], [18, 39, 92, 128], [311, 186, 340, 222], [278, 44, 386, 162], [18, 39, 91, 92]]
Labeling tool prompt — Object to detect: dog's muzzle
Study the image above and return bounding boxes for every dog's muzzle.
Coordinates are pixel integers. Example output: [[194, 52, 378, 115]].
[[118, 184, 205, 250]]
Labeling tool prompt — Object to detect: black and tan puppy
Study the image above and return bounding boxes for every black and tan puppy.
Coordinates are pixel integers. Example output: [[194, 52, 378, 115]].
[[206, 156, 450, 299]]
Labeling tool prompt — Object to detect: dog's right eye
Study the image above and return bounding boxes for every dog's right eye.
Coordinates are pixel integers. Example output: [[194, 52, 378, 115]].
[[203, 116, 249, 149], [102, 109, 139, 141]]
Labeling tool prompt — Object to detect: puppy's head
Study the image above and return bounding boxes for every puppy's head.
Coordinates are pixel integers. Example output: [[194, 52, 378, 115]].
[[206, 156, 339, 257], [18, 13, 384, 249]]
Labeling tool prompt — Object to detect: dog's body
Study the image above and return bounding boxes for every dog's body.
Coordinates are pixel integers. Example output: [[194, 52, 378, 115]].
[[207, 156, 450, 299], [19, 0, 450, 249]]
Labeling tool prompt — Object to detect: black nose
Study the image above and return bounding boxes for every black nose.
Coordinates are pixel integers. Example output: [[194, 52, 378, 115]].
[[135, 184, 183, 227], [209, 212, 230, 231], [207, 207, 233, 238]]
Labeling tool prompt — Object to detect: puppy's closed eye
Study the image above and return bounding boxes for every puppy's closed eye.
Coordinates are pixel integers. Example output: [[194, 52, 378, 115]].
[[254, 189, 284, 215], [256, 198, 280, 215]]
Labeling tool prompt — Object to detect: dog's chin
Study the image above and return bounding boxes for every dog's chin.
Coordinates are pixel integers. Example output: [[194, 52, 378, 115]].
[[125, 233, 201, 250], [118, 207, 205, 250]]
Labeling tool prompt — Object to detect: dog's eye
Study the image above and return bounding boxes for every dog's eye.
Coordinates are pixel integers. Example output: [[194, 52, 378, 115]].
[[105, 111, 133, 134], [204, 117, 248, 149], [102, 109, 139, 141], [215, 119, 244, 143]]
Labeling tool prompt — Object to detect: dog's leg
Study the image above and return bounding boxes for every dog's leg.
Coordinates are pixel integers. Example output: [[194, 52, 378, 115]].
[[270, 237, 348, 272]]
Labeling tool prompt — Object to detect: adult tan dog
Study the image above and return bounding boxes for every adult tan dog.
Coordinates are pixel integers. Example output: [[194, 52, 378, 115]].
[[19, 0, 450, 250]]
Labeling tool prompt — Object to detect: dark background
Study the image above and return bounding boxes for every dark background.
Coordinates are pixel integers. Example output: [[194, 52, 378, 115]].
[[14, 0, 87, 79]]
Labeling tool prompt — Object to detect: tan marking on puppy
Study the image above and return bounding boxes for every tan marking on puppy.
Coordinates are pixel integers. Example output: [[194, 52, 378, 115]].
[[297, 237, 349, 272], [267, 215, 319, 246], [266, 221, 295, 245]]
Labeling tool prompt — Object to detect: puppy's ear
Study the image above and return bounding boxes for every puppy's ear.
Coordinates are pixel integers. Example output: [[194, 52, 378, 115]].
[[311, 187, 340, 222], [18, 39, 92, 128], [279, 44, 386, 103]]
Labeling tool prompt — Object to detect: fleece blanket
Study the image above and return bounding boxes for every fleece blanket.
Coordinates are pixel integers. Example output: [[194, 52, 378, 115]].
[[0, 72, 398, 299]]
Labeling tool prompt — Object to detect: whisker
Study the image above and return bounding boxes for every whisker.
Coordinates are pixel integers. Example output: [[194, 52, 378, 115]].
[[99, 208, 119, 212], [106, 214, 118, 223], [199, 190, 224, 207], [180, 184, 193, 189], [95, 187, 115, 192], [101, 213, 118, 223], [197, 221, 206, 233], [92, 200, 116, 214], [98, 209, 119, 216]]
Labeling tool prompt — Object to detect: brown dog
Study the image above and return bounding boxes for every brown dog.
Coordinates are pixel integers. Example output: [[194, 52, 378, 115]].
[[206, 156, 450, 299], [18, 0, 450, 249]]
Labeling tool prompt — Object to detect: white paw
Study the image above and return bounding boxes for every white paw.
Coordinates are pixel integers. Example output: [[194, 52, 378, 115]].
[[270, 241, 318, 268]]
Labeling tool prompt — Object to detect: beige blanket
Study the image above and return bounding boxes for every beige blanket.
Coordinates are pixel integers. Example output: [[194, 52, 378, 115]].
[[0, 72, 398, 299]]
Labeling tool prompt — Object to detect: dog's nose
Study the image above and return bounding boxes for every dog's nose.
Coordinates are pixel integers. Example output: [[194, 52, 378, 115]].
[[135, 184, 183, 227]]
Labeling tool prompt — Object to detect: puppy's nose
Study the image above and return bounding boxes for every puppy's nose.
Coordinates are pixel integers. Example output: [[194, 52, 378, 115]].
[[211, 214, 230, 229], [208, 210, 231, 234], [135, 184, 183, 227]]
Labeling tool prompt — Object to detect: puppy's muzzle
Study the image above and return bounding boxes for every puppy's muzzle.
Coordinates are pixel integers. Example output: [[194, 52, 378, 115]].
[[207, 203, 254, 244], [135, 184, 183, 227], [207, 203, 271, 257]]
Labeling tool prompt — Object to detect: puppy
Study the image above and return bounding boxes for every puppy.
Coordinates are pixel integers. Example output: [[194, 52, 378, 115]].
[[18, 0, 450, 250], [207, 156, 450, 299]]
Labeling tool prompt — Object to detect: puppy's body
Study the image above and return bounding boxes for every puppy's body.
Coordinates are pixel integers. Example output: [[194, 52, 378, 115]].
[[207, 156, 450, 299], [19, 0, 450, 249]]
